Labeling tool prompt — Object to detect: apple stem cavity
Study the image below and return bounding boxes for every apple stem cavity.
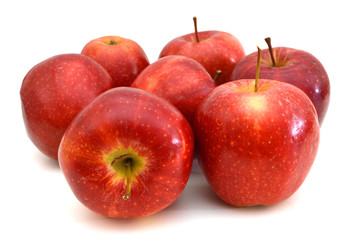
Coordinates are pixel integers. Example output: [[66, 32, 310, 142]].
[[105, 148, 145, 200], [193, 16, 200, 43], [255, 46, 262, 92], [123, 158, 132, 200], [265, 37, 276, 67], [108, 40, 117, 46], [213, 70, 223, 84]]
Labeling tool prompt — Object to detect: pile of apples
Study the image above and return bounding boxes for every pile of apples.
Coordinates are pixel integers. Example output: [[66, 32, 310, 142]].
[[20, 17, 330, 218]]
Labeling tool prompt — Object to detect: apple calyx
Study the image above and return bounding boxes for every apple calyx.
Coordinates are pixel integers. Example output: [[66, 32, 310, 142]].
[[255, 46, 262, 92], [264, 37, 276, 67], [108, 40, 117, 45], [193, 16, 200, 43], [104, 147, 145, 200], [213, 70, 222, 84]]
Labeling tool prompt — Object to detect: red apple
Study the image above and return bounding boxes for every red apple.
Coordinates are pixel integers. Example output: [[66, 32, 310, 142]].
[[20, 53, 113, 160], [81, 35, 150, 87], [159, 17, 245, 85], [131, 55, 217, 125], [194, 78, 320, 207], [58, 87, 194, 218], [230, 38, 330, 125]]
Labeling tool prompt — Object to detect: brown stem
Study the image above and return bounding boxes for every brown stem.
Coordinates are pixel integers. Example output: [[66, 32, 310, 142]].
[[108, 40, 117, 46], [255, 46, 262, 92], [213, 70, 222, 84], [193, 16, 200, 43], [123, 158, 132, 200], [264, 37, 276, 67]]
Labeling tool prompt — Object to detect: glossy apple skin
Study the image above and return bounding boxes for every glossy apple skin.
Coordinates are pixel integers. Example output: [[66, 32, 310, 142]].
[[131, 55, 216, 125], [58, 87, 194, 218], [20, 54, 113, 160], [194, 79, 320, 207], [159, 31, 245, 85], [81, 36, 150, 87], [230, 47, 330, 125]]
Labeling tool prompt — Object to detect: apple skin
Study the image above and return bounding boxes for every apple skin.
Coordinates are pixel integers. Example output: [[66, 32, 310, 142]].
[[58, 87, 194, 218], [230, 47, 330, 125], [194, 79, 320, 207], [20, 54, 113, 160], [131, 55, 216, 125], [81, 36, 150, 87], [159, 31, 245, 85]]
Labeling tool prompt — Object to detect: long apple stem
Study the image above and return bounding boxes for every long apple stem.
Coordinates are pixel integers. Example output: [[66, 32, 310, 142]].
[[255, 46, 262, 92], [193, 16, 200, 43], [123, 158, 132, 200], [265, 37, 276, 67], [213, 70, 222, 84]]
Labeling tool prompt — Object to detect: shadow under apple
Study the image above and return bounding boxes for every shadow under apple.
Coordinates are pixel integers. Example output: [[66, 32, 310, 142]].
[[33, 150, 60, 171], [68, 171, 302, 232]]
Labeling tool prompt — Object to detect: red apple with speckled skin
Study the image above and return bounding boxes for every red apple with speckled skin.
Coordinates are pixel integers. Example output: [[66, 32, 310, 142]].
[[81, 36, 150, 87], [230, 38, 330, 125], [131, 55, 216, 125], [194, 79, 320, 207], [159, 17, 245, 85], [20, 53, 113, 160], [58, 87, 194, 218]]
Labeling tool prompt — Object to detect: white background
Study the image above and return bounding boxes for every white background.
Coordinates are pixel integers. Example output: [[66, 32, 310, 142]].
[[1, 0, 349, 239]]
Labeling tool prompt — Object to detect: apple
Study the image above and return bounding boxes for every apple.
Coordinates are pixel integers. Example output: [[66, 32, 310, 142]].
[[131, 55, 217, 125], [194, 48, 320, 206], [58, 87, 194, 218], [159, 17, 245, 85], [81, 35, 150, 87], [230, 37, 330, 125], [20, 53, 113, 160]]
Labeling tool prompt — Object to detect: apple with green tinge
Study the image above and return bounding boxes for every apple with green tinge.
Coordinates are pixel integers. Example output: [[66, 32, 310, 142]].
[[194, 48, 320, 206], [58, 87, 194, 218], [81, 36, 150, 87], [159, 17, 245, 85], [20, 53, 113, 160], [230, 37, 330, 125], [131, 55, 217, 125]]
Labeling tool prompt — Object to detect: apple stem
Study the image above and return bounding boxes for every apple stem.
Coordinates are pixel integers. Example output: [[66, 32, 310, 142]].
[[193, 16, 200, 43], [264, 37, 276, 67], [123, 158, 132, 200], [108, 40, 117, 46], [213, 70, 222, 84], [255, 46, 262, 92]]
